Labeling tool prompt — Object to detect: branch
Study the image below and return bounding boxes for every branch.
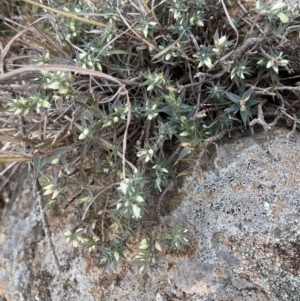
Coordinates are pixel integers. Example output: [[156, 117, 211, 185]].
[[232, 23, 269, 60], [32, 175, 61, 272], [18, 115, 61, 272], [249, 101, 271, 133]]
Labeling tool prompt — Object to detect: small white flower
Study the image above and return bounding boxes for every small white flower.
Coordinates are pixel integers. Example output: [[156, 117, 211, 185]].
[[139, 238, 150, 249], [79, 128, 89, 140], [51, 158, 60, 165], [179, 131, 189, 137], [47, 81, 60, 90], [277, 12, 290, 24], [217, 36, 227, 46], [266, 60, 273, 69], [132, 204, 141, 218]]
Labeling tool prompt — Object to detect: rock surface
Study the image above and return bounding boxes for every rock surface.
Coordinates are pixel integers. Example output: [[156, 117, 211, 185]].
[[1, 127, 300, 301]]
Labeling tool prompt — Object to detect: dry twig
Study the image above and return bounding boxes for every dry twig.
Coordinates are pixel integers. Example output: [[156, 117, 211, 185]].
[[17, 115, 61, 272], [287, 113, 298, 139]]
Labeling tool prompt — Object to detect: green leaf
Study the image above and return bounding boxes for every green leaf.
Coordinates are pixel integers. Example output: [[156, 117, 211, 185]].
[[176, 147, 192, 164], [242, 88, 254, 101], [178, 104, 194, 112], [240, 110, 248, 126], [271, 0, 286, 13], [114, 251, 120, 262], [44, 200, 57, 211], [51, 158, 60, 164], [266, 60, 273, 69], [165, 53, 172, 61], [136, 195, 144, 203], [47, 81, 60, 90], [33, 156, 42, 176], [224, 92, 241, 103], [155, 241, 162, 252], [277, 13, 290, 24], [140, 238, 150, 250], [132, 204, 141, 218], [53, 147, 71, 156], [247, 99, 260, 106], [51, 190, 59, 199], [64, 230, 73, 237], [139, 265, 145, 273], [75, 228, 85, 235], [158, 106, 174, 115], [246, 106, 253, 118], [226, 103, 239, 113]]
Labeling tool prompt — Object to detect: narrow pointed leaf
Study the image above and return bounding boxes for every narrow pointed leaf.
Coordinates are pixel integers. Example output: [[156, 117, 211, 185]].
[[247, 99, 260, 106], [225, 104, 239, 113], [224, 92, 241, 103], [132, 204, 141, 218], [240, 110, 248, 126], [175, 147, 192, 164], [155, 241, 162, 252], [242, 88, 254, 101]]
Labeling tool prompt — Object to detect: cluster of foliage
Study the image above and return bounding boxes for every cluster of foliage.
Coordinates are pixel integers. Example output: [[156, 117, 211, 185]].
[[1, 0, 300, 270]]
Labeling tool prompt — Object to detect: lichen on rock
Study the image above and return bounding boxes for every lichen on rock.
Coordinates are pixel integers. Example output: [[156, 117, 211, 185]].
[[170, 127, 300, 301], [1, 128, 300, 301]]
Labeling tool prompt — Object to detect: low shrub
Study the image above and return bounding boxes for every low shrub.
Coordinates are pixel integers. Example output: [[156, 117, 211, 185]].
[[1, 0, 300, 271]]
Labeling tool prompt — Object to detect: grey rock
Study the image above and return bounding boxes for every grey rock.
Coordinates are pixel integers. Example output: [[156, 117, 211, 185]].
[[156, 292, 163, 301], [170, 127, 300, 301], [1, 127, 300, 301]]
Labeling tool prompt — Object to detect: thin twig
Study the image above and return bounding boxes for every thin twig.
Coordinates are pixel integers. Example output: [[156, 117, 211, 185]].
[[31, 173, 61, 272], [156, 180, 174, 223], [249, 101, 271, 133], [249, 103, 279, 159], [287, 113, 298, 139], [245, 84, 276, 96], [20, 0, 107, 28], [232, 23, 269, 60], [192, 126, 244, 181], [0, 161, 18, 177], [275, 85, 300, 92], [151, 31, 185, 62], [18, 115, 61, 272], [213, 142, 220, 173], [0, 64, 129, 87], [268, 112, 283, 127], [0, 162, 21, 192], [1, 16, 49, 67], [82, 182, 120, 220], [236, 0, 264, 34], [101, 194, 111, 243], [116, 8, 159, 52]]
